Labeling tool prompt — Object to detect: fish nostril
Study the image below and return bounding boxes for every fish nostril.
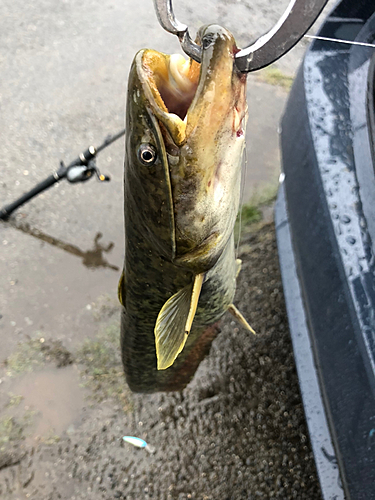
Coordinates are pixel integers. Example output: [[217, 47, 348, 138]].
[[202, 33, 215, 50]]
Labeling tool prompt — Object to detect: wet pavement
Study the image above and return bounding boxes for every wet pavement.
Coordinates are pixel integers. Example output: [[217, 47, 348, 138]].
[[10, 365, 85, 442], [0, 0, 336, 498]]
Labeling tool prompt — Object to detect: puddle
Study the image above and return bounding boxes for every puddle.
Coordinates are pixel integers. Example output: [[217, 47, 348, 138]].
[[9, 365, 87, 442], [12, 222, 119, 271]]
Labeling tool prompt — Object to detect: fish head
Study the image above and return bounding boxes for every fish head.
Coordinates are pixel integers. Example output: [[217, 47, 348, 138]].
[[126, 25, 247, 270]]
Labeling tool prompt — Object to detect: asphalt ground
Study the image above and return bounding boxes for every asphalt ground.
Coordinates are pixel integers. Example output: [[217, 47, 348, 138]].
[[0, 0, 336, 498]]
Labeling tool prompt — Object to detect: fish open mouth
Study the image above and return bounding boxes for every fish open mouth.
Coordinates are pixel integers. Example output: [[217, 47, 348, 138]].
[[142, 52, 200, 121], [136, 26, 246, 148], [137, 50, 201, 146], [137, 26, 246, 146]]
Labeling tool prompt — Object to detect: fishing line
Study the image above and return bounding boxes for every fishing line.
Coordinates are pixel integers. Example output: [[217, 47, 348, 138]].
[[236, 143, 248, 258], [304, 34, 375, 49]]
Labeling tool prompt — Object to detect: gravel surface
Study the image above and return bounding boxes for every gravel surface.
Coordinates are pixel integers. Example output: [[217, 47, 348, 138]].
[[0, 223, 322, 499]]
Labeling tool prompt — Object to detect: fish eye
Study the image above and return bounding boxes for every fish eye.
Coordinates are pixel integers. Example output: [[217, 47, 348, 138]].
[[138, 144, 157, 166]]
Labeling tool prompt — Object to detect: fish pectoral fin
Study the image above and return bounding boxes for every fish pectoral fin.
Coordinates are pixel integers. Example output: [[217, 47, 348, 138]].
[[228, 304, 256, 335], [155, 273, 204, 370], [118, 271, 125, 306]]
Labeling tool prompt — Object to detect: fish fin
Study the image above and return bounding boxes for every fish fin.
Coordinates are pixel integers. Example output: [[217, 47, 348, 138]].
[[155, 273, 204, 370], [228, 304, 256, 335], [185, 273, 204, 333], [235, 258, 242, 278], [118, 272, 125, 306]]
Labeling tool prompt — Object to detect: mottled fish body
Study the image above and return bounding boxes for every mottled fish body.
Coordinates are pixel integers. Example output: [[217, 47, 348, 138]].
[[120, 25, 252, 393]]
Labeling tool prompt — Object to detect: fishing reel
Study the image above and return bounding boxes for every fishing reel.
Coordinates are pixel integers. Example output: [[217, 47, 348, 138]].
[[66, 162, 110, 184], [64, 146, 110, 184]]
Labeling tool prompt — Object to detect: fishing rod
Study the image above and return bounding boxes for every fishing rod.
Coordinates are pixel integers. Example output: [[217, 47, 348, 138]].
[[0, 128, 125, 220]]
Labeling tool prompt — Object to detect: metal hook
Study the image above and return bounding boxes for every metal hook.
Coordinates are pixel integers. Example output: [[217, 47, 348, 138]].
[[152, 0, 202, 62], [152, 0, 329, 72]]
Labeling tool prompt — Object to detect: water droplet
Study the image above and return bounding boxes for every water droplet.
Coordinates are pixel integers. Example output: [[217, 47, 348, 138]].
[[346, 236, 356, 245], [341, 215, 351, 224]]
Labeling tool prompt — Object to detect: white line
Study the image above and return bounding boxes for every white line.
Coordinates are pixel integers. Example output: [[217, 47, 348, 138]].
[[305, 35, 375, 49]]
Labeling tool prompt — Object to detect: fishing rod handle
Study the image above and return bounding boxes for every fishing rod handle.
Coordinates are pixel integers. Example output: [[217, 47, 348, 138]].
[[0, 173, 59, 220]]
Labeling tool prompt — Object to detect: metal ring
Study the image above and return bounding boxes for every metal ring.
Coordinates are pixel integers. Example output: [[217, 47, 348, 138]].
[[152, 0, 202, 62], [152, 0, 329, 72]]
